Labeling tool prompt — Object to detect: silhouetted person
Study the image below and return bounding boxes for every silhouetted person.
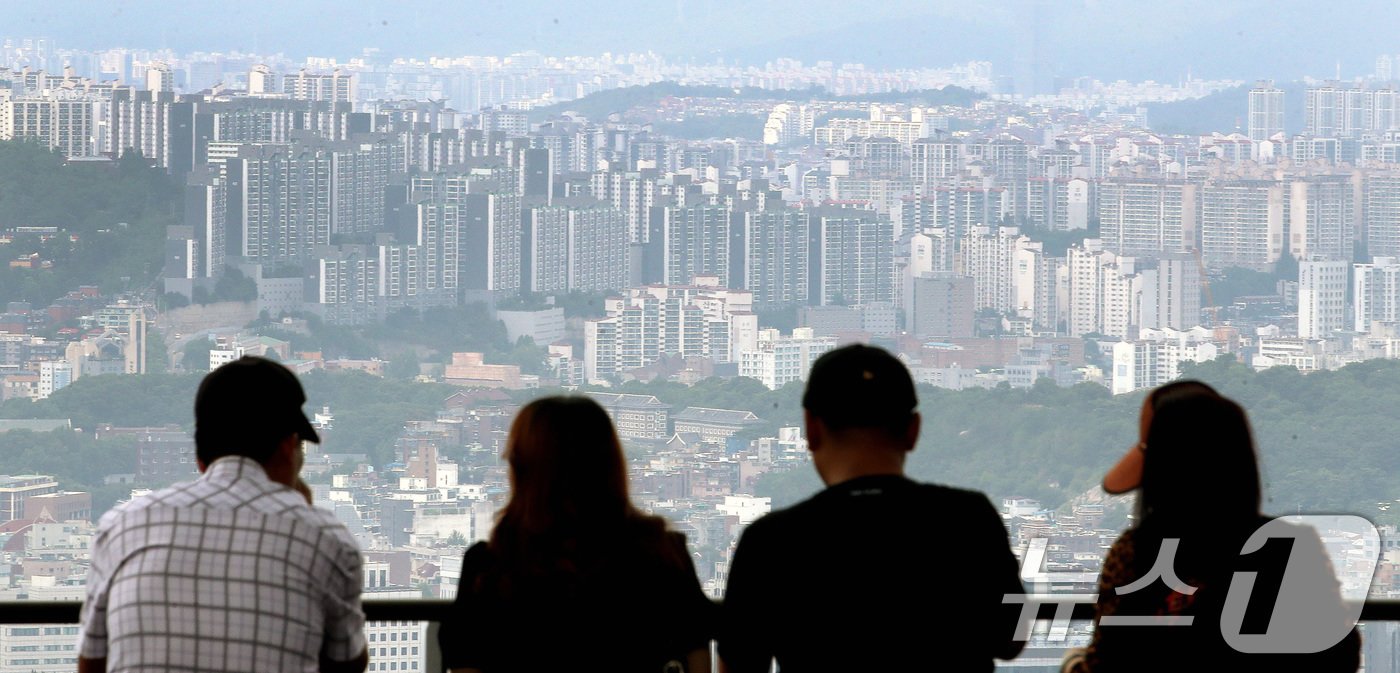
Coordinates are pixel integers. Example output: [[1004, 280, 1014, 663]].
[[77, 356, 367, 673], [438, 396, 714, 673], [719, 344, 1026, 672], [1064, 382, 1360, 672]]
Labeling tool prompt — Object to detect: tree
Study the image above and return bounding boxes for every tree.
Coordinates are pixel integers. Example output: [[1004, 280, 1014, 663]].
[[493, 337, 548, 375], [386, 350, 421, 380], [145, 329, 170, 374], [1273, 253, 1300, 282], [160, 292, 190, 310], [212, 267, 257, 302], [182, 338, 215, 372], [1206, 267, 1275, 306], [755, 305, 799, 332]]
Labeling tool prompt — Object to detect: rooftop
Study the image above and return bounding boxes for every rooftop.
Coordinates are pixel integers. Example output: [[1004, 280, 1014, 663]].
[[673, 407, 761, 424]]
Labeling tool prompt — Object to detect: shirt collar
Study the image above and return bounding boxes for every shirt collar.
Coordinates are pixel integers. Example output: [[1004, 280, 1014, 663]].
[[202, 455, 276, 487], [822, 473, 913, 497]]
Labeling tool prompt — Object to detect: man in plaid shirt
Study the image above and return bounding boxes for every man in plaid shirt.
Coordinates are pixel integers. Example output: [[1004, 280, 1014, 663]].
[[78, 356, 368, 673]]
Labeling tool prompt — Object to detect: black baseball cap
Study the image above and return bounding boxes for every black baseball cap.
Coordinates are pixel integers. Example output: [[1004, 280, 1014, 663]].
[[802, 344, 918, 431], [195, 356, 321, 453]]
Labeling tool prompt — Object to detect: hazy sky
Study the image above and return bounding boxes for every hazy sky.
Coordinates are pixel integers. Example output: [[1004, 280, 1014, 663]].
[[8, 0, 1400, 82]]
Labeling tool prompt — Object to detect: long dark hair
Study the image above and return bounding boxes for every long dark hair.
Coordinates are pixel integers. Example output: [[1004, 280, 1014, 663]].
[[1138, 391, 1263, 530], [487, 396, 670, 589]]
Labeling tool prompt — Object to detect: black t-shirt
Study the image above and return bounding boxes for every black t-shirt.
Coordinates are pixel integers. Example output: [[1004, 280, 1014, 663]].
[[439, 529, 715, 673], [719, 474, 1026, 673]]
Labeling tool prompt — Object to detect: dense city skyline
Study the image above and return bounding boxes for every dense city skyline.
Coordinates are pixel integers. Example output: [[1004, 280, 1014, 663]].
[[8, 10, 1400, 671]]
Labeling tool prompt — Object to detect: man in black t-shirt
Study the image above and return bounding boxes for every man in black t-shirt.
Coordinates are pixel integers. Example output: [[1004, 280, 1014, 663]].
[[719, 345, 1027, 673]]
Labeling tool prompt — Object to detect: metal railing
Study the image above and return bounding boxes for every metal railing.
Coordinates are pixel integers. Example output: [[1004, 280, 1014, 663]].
[[4, 598, 1398, 670], [8, 597, 1400, 625]]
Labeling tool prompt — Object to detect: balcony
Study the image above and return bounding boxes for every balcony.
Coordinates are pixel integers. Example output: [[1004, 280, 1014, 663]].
[[4, 598, 1399, 672]]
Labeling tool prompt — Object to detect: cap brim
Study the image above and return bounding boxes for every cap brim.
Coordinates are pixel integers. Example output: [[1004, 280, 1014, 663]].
[[297, 413, 321, 444], [1102, 444, 1143, 494]]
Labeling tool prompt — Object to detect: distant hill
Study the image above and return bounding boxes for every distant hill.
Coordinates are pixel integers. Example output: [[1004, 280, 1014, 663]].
[[1145, 82, 1307, 136], [528, 82, 984, 123]]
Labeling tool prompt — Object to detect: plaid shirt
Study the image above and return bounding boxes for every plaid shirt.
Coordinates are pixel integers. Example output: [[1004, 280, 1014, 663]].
[[78, 456, 366, 672]]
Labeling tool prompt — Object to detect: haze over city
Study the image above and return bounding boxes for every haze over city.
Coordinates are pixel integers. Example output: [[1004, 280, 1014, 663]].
[[10, 0, 1400, 80], [4, 2, 1400, 671]]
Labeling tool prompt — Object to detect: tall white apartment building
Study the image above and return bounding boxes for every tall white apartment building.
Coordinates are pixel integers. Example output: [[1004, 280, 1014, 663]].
[[741, 208, 810, 310], [962, 226, 1024, 314], [909, 183, 1008, 239], [661, 203, 733, 286], [1026, 177, 1090, 231], [817, 106, 930, 146], [591, 169, 660, 243], [282, 68, 354, 102], [911, 138, 962, 187], [0, 91, 99, 158], [408, 201, 462, 303], [1364, 169, 1400, 258], [457, 191, 522, 295], [584, 283, 757, 383], [144, 62, 173, 92], [1354, 257, 1400, 331], [738, 328, 838, 390], [410, 170, 523, 296], [812, 207, 894, 306], [1304, 83, 1400, 138], [523, 199, 629, 294], [233, 142, 375, 263], [903, 228, 956, 316], [1111, 327, 1219, 395], [1011, 239, 1059, 330], [247, 64, 276, 95], [1201, 179, 1285, 272], [1248, 81, 1286, 141], [1138, 253, 1203, 331], [184, 165, 228, 279], [1288, 172, 1359, 262], [980, 137, 1031, 221], [762, 103, 816, 146], [908, 229, 955, 277], [1298, 258, 1349, 339], [1097, 178, 1198, 257], [1067, 240, 1144, 338]]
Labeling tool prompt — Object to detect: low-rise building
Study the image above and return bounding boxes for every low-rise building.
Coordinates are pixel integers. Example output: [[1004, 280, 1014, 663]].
[[585, 392, 672, 439], [738, 328, 837, 390], [673, 407, 762, 444]]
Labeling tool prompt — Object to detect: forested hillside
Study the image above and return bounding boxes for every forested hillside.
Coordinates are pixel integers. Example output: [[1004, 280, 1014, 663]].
[[0, 143, 181, 306], [6, 356, 1400, 523]]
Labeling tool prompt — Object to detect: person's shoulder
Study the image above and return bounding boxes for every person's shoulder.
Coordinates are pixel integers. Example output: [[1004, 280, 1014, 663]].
[[282, 504, 361, 555], [660, 528, 689, 552], [95, 479, 202, 531], [459, 540, 496, 574], [464, 540, 493, 562], [739, 494, 811, 539]]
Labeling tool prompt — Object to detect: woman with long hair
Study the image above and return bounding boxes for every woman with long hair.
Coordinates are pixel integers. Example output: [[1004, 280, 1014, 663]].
[[1063, 382, 1360, 672], [439, 396, 714, 673]]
